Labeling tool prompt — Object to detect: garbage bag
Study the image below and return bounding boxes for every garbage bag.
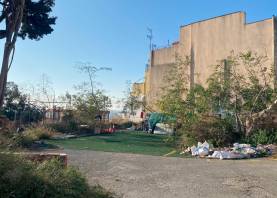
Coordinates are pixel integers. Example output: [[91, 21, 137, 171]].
[[239, 144, 251, 148], [233, 143, 240, 150], [228, 152, 246, 159], [197, 142, 202, 148], [202, 141, 209, 150], [241, 147, 256, 155], [211, 151, 230, 159], [210, 151, 245, 159], [191, 141, 210, 157], [233, 143, 251, 150], [198, 147, 209, 157], [191, 145, 198, 156]]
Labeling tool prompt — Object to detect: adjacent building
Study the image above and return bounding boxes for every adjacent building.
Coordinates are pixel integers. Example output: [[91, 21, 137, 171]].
[[143, 12, 277, 111]]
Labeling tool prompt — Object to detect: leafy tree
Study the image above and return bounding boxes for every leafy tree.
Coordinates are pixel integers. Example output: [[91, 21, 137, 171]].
[[158, 51, 276, 147], [71, 63, 112, 126], [122, 80, 142, 116], [207, 51, 276, 133], [72, 89, 111, 126], [158, 55, 191, 120], [157, 55, 195, 144], [77, 62, 111, 110], [0, 0, 56, 107], [1, 82, 43, 124], [48, 64, 112, 132]]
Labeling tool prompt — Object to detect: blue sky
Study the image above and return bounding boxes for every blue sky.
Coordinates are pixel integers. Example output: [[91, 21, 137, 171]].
[[4, 0, 277, 109]]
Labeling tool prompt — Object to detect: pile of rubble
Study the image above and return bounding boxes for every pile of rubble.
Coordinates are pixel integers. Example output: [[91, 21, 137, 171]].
[[183, 141, 274, 160]]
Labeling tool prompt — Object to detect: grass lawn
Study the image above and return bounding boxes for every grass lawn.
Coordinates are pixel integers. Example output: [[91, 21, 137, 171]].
[[47, 131, 177, 156]]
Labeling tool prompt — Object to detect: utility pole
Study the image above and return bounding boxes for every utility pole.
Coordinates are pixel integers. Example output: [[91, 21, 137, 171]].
[[28, 93, 31, 124], [147, 27, 153, 52]]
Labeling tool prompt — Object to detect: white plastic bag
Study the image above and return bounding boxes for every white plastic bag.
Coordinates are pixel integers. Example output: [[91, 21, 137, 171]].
[[191, 145, 198, 156], [233, 143, 240, 150], [191, 141, 210, 157], [228, 152, 245, 159], [197, 142, 202, 148], [198, 147, 209, 157], [211, 151, 245, 159], [202, 141, 209, 150]]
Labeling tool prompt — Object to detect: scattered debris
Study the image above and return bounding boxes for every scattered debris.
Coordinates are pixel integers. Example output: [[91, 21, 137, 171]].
[[210, 150, 246, 160], [190, 141, 210, 157], [182, 142, 274, 160]]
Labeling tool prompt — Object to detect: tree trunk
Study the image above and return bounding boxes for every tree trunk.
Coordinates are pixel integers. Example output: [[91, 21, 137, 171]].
[[0, 43, 12, 107], [0, 0, 25, 108]]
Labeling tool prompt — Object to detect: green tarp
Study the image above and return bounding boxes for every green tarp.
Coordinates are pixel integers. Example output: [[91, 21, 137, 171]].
[[148, 113, 176, 129]]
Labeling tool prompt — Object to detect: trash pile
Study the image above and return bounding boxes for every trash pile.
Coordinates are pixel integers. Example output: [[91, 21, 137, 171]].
[[190, 141, 210, 157], [183, 141, 274, 160]]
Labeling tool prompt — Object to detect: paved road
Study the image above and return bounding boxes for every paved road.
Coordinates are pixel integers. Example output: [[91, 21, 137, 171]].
[[65, 149, 277, 198]]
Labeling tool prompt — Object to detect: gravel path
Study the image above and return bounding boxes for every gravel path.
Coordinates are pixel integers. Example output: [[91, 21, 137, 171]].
[[64, 149, 277, 198]]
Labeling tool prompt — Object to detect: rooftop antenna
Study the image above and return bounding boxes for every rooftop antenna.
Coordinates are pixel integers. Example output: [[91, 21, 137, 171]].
[[147, 27, 153, 52]]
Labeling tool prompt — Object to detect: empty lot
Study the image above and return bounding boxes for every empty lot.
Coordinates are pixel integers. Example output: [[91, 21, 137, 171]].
[[65, 149, 277, 198]]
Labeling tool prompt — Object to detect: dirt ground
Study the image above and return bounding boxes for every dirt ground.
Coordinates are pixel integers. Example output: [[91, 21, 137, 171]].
[[64, 149, 277, 198]]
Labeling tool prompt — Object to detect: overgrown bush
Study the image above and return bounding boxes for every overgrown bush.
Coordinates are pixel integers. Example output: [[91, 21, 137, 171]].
[[0, 132, 12, 149], [50, 110, 79, 133], [158, 52, 276, 148], [46, 122, 74, 133], [185, 115, 240, 147], [12, 133, 34, 148], [0, 153, 116, 198], [24, 126, 55, 140], [244, 129, 277, 146], [5, 127, 57, 149]]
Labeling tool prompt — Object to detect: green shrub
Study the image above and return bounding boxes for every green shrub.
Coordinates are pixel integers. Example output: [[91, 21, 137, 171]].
[[0, 153, 116, 198], [179, 133, 197, 147], [12, 133, 34, 148], [8, 127, 56, 149], [180, 115, 240, 147], [25, 126, 57, 140], [245, 129, 277, 146], [0, 133, 11, 149], [47, 122, 78, 133], [0, 153, 41, 198]]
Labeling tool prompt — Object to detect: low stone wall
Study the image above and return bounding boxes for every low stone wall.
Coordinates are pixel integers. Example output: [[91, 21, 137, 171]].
[[25, 152, 68, 167], [1, 152, 68, 167]]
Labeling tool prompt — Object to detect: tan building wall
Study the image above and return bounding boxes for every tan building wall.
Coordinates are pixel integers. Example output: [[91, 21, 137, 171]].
[[145, 42, 179, 111], [131, 82, 144, 97], [145, 12, 277, 111]]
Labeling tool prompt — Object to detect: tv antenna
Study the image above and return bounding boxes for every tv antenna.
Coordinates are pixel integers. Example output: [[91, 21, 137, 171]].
[[147, 27, 153, 52]]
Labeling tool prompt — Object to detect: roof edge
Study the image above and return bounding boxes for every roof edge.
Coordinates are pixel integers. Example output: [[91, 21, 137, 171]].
[[246, 17, 272, 25], [180, 11, 245, 28]]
